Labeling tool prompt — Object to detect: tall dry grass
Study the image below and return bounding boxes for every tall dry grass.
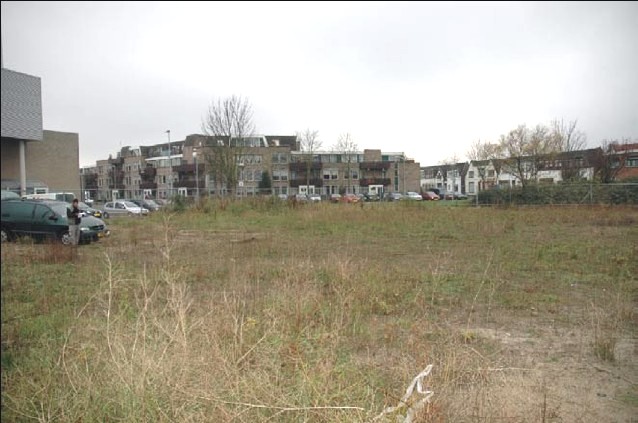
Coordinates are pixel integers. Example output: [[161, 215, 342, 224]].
[[2, 202, 636, 422]]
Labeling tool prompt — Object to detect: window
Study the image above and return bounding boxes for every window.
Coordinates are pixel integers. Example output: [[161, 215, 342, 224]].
[[323, 169, 338, 180], [272, 170, 288, 181], [272, 153, 288, 164], [468, 182, 475, 193], [468, 171, 474, 178], [627, 156, 638, 167], [487, 170, 495, 177], [237, 154, 262, 164]]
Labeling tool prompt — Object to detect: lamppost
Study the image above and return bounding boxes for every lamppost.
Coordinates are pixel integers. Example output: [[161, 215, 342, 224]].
[[238, 162, 245, 198], [165, 129, 172, 198], [193, 151, 200, 201]]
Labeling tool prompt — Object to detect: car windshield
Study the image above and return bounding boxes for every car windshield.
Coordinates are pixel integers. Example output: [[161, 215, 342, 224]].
[[122, 201, 138, 208], [78, 202, 92, 209]]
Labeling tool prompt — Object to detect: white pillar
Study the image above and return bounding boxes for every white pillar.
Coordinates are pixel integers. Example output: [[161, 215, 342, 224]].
[[19, 140, 27, 196]]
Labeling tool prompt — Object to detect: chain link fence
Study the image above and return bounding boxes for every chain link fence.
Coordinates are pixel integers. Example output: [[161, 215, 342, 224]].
[[473, 183, 638, 206]]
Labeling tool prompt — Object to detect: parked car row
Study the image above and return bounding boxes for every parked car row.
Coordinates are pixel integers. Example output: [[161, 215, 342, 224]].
[[281, 190, 469, 203]]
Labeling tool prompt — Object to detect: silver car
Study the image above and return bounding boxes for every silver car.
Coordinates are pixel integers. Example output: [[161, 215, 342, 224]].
[[103, 200, 149, 216]]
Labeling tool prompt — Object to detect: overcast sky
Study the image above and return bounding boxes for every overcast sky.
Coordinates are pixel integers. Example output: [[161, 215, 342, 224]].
[[2, 1, 637, 167]]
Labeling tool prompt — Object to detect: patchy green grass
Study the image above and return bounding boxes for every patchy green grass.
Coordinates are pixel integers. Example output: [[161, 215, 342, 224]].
[[2, 201, 636, 422]]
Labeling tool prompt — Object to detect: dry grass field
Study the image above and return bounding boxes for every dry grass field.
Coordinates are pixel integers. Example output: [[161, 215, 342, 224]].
[[2, 200, 637, 422]]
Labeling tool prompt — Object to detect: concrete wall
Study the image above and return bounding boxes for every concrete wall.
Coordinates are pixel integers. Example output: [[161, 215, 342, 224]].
[[1, 130, 80, 195], [28, 130, 80, 195]]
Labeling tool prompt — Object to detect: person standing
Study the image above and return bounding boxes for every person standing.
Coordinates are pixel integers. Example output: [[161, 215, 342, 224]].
[[67, 198, 82, 245]]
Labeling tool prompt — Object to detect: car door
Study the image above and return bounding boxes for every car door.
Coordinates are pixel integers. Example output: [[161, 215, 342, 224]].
[[114, 201, 126, 215], [1, 201, 35, 237], [31, 203, 64, 240]]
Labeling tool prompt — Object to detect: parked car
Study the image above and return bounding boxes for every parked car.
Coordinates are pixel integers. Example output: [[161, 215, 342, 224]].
[[1, 190, 20, 201], [445, 192, 468, 200], [385, 192, 403, 202], [427, 188, 443, 198], [78, 201, 108, 219], [422, 191, 440, 201], [340, 193, 360, 203], [103, 200, 149, 216], [294, 194, 309, 203], [1, 199, 109, 244], [308, 193, 322, 203], [405, 192, 423, 201], [277, 194, 289, 201], [363, 193, 380, 202], [130, 199, 161, 212], [330, 193, 342, 203]]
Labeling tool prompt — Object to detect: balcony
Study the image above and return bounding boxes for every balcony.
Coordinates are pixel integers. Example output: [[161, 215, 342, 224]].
[[175, 180, 197, 189], [289, 161, 322, 172], [108, 157, 124, 166], [140, 181, 157, 190], [175, 164, 195, 173], [289, 178, 323, 188], [359, 161, 392, 171], [140, 166, 156, 181], [359, 178, 391, 187]]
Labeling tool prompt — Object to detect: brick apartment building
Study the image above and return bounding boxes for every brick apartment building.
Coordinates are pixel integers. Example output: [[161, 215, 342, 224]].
[[82, 134, 421, 201]]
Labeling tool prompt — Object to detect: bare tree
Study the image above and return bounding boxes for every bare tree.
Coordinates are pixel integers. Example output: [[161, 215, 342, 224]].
[[551, 119, 586, 152], [594, 138, 632, 183], [334, 133, 358, 193], [550, 119, 587, 181], [499, 124, 560, 188], [201, 96, 256, 197], [297, 129, 322, 195]]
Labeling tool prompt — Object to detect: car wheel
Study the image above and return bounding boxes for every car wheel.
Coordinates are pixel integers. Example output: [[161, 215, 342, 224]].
[[1, 228, 11, 243], [60, 231, 73, 245]]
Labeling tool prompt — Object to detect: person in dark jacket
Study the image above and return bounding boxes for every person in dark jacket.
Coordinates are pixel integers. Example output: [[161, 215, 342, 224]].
[[67, 198, 82, 245]]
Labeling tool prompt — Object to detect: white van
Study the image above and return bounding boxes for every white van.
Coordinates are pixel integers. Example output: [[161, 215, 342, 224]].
[[23, 192, 76, 203]]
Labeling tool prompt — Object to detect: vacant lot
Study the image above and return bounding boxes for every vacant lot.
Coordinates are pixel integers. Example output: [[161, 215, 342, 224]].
[[2, 201, 637, 422]]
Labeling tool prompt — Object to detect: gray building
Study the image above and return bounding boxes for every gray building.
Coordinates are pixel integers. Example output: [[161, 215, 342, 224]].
[[1, 66, 80, 196]]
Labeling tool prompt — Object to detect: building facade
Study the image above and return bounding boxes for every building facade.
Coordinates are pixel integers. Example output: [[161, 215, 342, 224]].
[[1, 66, 80, 197], [86, 134, 422, 201], [420, 147, 634, 197]]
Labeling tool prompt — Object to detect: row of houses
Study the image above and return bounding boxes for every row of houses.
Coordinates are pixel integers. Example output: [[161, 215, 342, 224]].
[[81, 134, 422, 202], [421, 144, 638, 195]]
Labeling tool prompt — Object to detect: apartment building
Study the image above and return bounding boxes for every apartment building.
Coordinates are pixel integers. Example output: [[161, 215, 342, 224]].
[[86, 134, 421, 201]]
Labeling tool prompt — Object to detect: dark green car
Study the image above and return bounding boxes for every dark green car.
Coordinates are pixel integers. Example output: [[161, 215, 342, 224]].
[[0, 199, 110, 244]]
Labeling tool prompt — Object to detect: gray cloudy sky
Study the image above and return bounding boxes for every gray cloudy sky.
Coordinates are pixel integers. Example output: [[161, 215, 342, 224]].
[[2, 1, 637, 167]]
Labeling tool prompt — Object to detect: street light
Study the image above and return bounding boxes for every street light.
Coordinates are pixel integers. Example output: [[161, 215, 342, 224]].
[[238, 162, 245, 198], [193, 151, 200, 201], [165, 129, 172, 198]]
